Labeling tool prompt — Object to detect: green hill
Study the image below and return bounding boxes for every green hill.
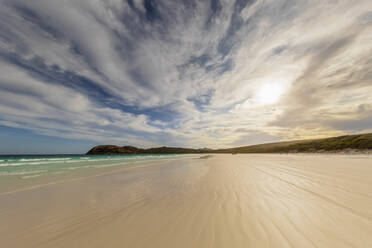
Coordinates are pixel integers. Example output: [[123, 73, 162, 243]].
[[86, 133, 372, 155], [216, 133, 372, 153]]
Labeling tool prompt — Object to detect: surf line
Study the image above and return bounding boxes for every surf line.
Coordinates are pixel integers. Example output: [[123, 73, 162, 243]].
[[0, 157, 192, 197]]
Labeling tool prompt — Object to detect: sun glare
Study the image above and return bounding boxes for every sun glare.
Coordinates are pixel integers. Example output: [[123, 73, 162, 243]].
[[257, 83, 284, 105]]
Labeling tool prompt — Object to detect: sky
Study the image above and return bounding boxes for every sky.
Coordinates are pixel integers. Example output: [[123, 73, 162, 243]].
[[0, 0, 372, 154]]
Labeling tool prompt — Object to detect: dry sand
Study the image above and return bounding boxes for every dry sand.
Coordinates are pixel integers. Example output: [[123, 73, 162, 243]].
[[1, 154, 372, 248]]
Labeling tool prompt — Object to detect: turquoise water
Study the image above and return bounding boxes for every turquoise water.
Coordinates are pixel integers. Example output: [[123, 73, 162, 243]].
[[0, 154, 191, 178]]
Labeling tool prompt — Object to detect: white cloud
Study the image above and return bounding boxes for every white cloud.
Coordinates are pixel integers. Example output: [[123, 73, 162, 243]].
[[0, 0, 371, 148]]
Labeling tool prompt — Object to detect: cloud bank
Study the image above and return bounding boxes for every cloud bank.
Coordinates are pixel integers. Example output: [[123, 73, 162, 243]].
[[0, 0, 371, 149]]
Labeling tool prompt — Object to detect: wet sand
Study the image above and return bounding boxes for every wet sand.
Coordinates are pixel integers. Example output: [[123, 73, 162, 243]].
[[1, 154, 372, 248]]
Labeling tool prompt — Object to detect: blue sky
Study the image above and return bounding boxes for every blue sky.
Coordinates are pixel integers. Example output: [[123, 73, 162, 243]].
[[0, 0, 371, 154]]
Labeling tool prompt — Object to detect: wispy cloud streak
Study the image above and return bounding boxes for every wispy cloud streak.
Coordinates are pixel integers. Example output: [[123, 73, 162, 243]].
[[0, 0, 371, 148]]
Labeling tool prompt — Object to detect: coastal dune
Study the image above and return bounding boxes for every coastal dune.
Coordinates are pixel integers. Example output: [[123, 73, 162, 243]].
[[1, 154, 372, 247]]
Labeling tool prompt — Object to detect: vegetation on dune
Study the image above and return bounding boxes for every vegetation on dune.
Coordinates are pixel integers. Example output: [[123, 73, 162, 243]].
[[217, 133, 372, 153], [86, 133, 372, 155]]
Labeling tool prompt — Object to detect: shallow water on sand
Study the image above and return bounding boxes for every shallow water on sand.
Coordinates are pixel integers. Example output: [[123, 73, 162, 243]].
[[0, 154, 193, 178]]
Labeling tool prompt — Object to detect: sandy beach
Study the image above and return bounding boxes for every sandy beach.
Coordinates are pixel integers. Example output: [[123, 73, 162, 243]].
[[1, 154, 372, 248]]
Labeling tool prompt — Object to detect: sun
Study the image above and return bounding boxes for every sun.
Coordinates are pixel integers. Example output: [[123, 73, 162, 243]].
[[257, 83, 284, 105]]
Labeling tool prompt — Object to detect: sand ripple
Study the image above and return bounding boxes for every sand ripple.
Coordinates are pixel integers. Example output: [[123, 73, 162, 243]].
[[1, 154, 372, 247]]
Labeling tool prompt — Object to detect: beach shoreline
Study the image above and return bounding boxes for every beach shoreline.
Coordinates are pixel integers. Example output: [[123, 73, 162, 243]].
[[1, 154, 372, 247]]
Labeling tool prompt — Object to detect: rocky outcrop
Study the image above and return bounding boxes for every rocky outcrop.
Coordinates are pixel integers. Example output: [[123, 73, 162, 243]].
[[86, 145, 143, 155], [86, 145, 206, 155]]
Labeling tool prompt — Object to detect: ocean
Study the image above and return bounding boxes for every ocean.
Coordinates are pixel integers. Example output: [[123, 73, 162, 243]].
[[0, 154, 192, 179]]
